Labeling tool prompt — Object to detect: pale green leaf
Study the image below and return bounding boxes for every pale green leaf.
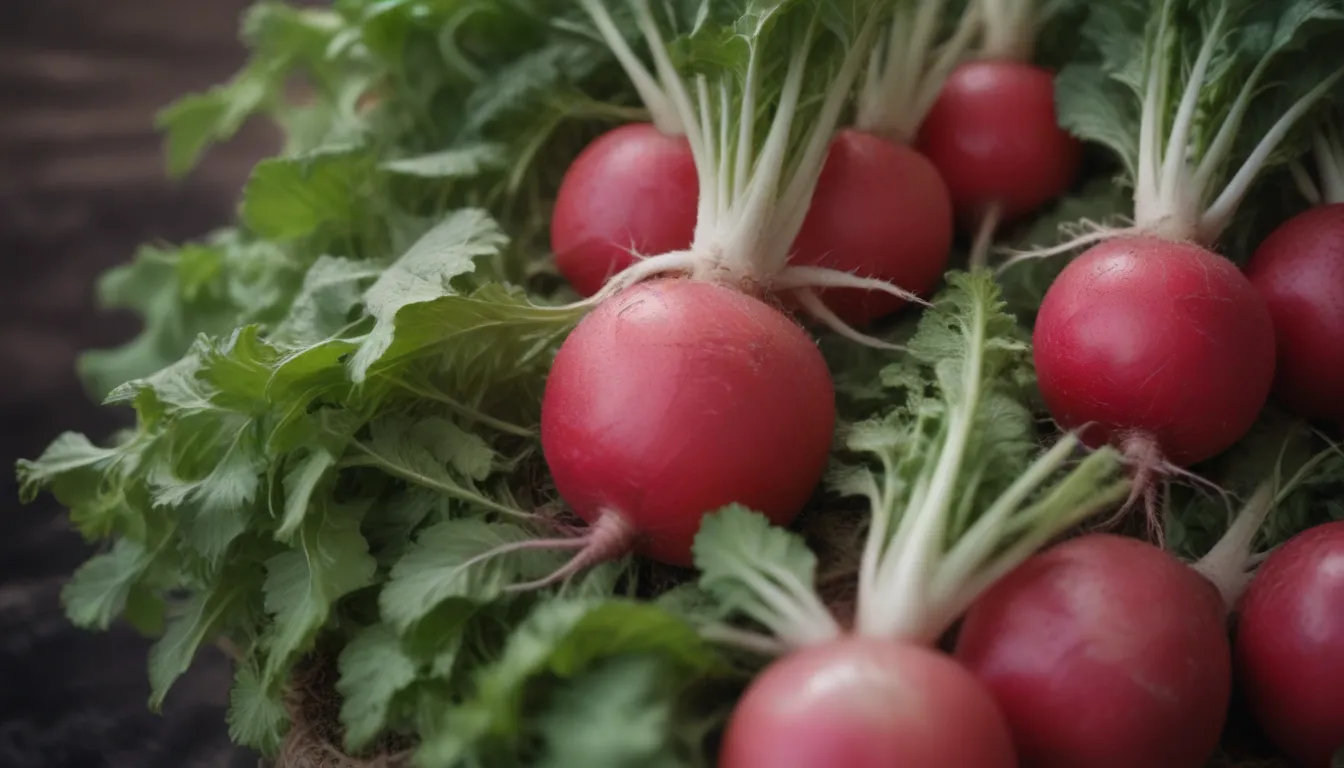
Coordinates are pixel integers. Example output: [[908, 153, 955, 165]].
[[336, 625, 420, 752]]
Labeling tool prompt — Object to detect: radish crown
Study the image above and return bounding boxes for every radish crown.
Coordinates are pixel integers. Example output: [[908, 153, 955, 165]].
[[1020, 0, 1344, 259], [691, 271, 1130, 654]]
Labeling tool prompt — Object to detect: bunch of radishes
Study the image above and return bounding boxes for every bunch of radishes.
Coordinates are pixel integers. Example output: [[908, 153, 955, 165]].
[[515, 0, 1344, 765]]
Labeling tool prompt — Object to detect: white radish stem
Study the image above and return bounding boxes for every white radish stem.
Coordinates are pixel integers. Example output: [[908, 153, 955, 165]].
[[792, 289, 907, 352], [1191, 482, 1274, 610], [577, 0, 684, 135], [1313, 115, 1344, 205], [856, 0, 984, 144], [979, 0, 1036, 62]]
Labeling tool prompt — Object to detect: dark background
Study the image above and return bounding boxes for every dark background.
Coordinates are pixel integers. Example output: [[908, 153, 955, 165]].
[[1, 1, 276, 765]]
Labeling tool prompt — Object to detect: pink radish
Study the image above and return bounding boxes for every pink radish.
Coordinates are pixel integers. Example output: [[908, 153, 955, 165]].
[[784, 0, 984, 325], [1020, 5, 1343, 517], [485, 3, 919, 584], [540, 278, 835, 569], [1235, 520, 1344, 768], [696, 274, 1131, 768], [919, 60, 1080, 225], [721, 638, 1015, 768], [550, 123, 697, 297], [954, 533, 1232, 768], [789, 129, 952, 326], [918, 0, 1081, 227], [1033, 237, 1275, 474], [956, 451, 1331, 768], [1245, 120, 1344, 428]]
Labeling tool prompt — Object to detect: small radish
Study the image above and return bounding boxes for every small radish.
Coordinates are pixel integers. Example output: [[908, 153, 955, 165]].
[[550, 122, 697, 297], [1020, 3, 1343, 520], [1235, 520, 1344, 768], [483, 3, 918, 584], [1245, 119, 1344, 427], [549, 1, 703, 298], [540, 278, 835, 569], [695, 273, 1131, 768], [786, 0, 983, 325], [956, 477, 1295, 768], [918, 0, 1082, 228]]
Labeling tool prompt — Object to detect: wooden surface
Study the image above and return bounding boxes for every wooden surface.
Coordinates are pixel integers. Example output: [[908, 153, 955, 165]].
[[1, 1, 277, 765]]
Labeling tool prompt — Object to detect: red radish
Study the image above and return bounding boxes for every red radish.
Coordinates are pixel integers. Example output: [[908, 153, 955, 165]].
[[720, 638, 1015, 768], [550, 123, 697, 297], [955, 472, 1314, 768], [1033, 237, 1276, 468], [1244, 118, 1344, 427], [696, 274, 1130, 768], [783, 0, 982, 325], [919, 59, 1081, 224], [487, 3, 912, 587], [1020, 7, 1342, 515], [541, 278, 835, 568], [1235, 520, 1344, 768], [954, 534, 1232, 768], [788, 129, 953, 326]]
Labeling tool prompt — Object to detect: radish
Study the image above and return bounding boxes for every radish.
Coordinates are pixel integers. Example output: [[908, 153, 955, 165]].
[[475, 3, 926, 584], [539, 277, 835, 569], [1018, 1, 1344, 521], [955, 442, 1337, 768], [550, 123, 697, 297], [550, 1, 698, 297], [1236, 520, 1344, 768], [918, 0, 1082, 231], [786, 0, 984, 326], [1245, 117, 1344, 427], [691, 272, 1131, 768]]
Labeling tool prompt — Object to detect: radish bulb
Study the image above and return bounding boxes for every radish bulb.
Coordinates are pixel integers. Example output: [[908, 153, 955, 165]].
[[918, 0, 1082, 240], [692, 273, 1130, 768], [1246, 115, 1344, 428], [550, 0, 698, 297], [1236, 520, 1344, 768], [1017, 1, 1344, 528], [478, 2, 924, 586], [956, 440, 1340, 768], [787, 0, 986, 325]]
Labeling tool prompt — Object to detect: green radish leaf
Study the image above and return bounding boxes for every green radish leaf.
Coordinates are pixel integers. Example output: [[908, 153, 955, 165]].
[[227, 662, 288, 754], [336, 625, 421, 752]]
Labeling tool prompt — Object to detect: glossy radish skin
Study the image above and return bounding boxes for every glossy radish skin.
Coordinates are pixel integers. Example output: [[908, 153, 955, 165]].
[[550, 123, 698, 297], [721, 637, 1017, 768], [1032, 237, 1276, 466], [789, 129, 954, 326], [918, 61, 1082, 223], [1235, 521, 1344, 768], [955, 534, 1232, 768], [541, 278, 835, 567], [1244, 204, 1344, 426]]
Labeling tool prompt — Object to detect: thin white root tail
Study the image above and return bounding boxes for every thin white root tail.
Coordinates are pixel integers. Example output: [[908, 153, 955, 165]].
[[792, 288, 907, 352]]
